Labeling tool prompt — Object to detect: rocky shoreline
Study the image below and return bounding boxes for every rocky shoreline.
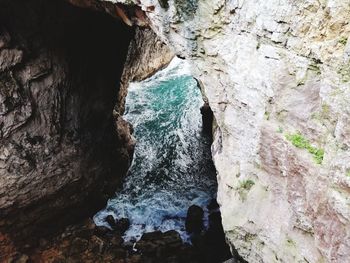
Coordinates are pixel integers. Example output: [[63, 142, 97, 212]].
[[3, 201, 235, 263]]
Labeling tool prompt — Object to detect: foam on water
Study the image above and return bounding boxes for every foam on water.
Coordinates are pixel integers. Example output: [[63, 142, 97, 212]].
[[94, 58, 217, 242]]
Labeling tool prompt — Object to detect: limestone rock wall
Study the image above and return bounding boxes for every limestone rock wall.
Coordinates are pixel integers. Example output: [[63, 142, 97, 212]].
[[117, 27, 174, 113], [113, 0, 350, 262], [0, 0, 134, 243]]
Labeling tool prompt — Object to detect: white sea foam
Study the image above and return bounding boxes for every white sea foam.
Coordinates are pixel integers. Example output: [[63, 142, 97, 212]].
[[94, 57, 216, 243]]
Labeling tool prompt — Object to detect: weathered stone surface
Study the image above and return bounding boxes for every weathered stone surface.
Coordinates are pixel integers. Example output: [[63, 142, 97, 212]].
[[117, 26, 174, 113], [107, 0, 350, 262], [2, 0, 350, 262], [0, 49, 23, 71], [0, 0, 134, 247], [135, 230, 192, 261]]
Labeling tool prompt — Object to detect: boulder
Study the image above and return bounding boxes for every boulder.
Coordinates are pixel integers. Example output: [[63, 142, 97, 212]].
[[115, 218, 130, 234], [185, 205, 204, 235], [105, 215, 117, 229]]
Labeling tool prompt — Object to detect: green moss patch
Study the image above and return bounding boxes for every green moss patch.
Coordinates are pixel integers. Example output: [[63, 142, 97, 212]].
[[236, 179, 255, 201], [308, 59, 322, 75], [339, 37, 348, 45], [338, 63, 350, 83], [239, 179, 255, 190], [286, 133, 324, 164]]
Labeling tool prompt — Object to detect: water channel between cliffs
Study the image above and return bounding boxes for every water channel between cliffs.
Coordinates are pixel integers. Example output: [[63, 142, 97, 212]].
[[94, 58, 218, 242]]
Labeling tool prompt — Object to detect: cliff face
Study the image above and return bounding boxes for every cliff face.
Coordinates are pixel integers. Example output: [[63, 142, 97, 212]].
[[0, 0, 134, 243], [117, 27, 174, 113], [120, 0, 350, 262], [1, 0, 350, 262]]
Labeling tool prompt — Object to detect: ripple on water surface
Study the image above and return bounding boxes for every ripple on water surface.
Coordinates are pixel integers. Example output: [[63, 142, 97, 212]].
[[94, 58, 217, 242]]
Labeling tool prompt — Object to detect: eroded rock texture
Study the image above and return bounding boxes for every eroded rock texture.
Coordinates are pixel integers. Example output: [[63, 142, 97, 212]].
[[0, 0, 134, 245], [2, 0, 350, 262], [117, 27, 174, 113], [108, 0, 350, 262]]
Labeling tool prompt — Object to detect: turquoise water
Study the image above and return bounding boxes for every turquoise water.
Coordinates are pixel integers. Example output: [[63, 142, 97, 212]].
[[94, 58, 217, 241]]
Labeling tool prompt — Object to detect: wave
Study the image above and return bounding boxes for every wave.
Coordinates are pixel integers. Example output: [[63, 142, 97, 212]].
[[94, 58, 217, 242]]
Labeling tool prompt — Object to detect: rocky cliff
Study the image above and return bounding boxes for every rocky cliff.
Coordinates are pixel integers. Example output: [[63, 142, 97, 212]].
[[117, 0, 349, 262], [1, 0, 350, 262], [0, 0, 173, 258], [117, 26, 174, 113], [0, 0, 134, 245]]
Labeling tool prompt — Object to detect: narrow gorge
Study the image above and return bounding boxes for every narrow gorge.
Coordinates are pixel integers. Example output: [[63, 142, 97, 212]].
[[1, 0, 350, 262]]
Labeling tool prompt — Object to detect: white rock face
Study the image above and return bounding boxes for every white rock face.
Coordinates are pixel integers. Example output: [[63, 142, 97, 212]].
[[113, 0, 350, 261]]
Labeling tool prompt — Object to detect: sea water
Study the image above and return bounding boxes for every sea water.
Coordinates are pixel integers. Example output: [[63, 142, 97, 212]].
[[94, 58, 217, 242]]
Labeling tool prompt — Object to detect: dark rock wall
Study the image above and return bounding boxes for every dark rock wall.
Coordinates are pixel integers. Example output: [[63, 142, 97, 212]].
[[0, 0, 133, 244]]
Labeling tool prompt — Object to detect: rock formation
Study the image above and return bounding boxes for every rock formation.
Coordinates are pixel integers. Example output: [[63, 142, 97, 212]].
[[117, 27, 174, 113], [0, 0, 134, 246], [127, 1, 350, 262], [1, 0, 350, 262]]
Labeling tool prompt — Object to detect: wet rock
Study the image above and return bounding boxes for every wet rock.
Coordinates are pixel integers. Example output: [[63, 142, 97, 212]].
[[89, 235, 105, 254], [158, 0, 169, 9], [95, 226, 111, 236], [85, 218, 96, 230], [205, 212, 233, 262], [200, 102, 213, 136], [8, 253, 29, 263], [207, 199, 219, 211], [105, 215, 117, 229], [135, 230, 183, 257], [115, 218, 130, 234], [39, 238, 49, 248], [0, 28, 11, 49], [185, 205, 204, 235], [126, 254, 142, 263], [69, 238, 89, 255], [122, 240, 134, 251], [75, 227, 94, 239], [110, 235, 123, 247]]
